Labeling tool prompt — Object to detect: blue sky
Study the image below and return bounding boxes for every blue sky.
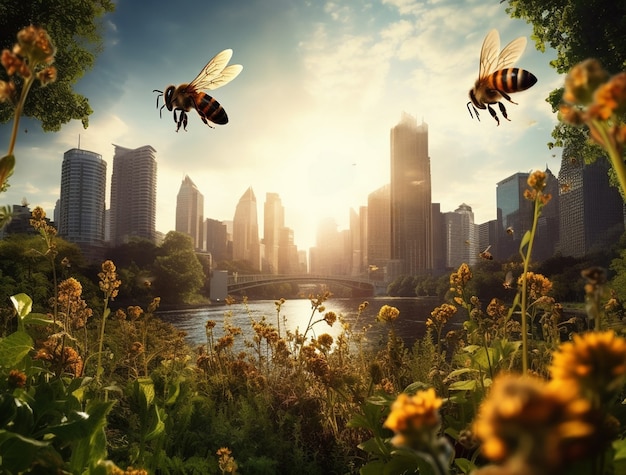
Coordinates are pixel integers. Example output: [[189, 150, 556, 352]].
[[2, 0, 563, 251]]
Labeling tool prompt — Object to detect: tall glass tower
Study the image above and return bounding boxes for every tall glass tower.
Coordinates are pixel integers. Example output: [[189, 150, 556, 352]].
[[175, 175, 204, 250], [109, 144, 157, 246], [58, 148, 107, 261], [263, 192, 284, 274], [390, 112, 432, 276], [233, 187, 260, 271]]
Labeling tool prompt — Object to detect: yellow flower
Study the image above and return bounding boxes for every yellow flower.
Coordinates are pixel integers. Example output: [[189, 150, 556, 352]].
[[376, 304, 400, 323], [384, 388, 442, 448], [473, 374, 601, 471], [517, 272, 552, 301], [427, 303, 457, 327], [562, 59, 609, 106], [549, 330, 626, 399], [323, 311, 337, 326]]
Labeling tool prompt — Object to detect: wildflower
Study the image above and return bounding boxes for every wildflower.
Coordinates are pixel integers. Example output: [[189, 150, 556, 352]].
[[217, 447, 239, 474], [384, 388, 443, 449], [127, 305, 143, 320], [549, 330, 626, 401], [16, 25, 56, 64], [147, 297, 160, 313], [426, 303, 457, 328], [316, 333, 334, 350], [517, 272, 552, 301], [562, 59, 609, 106], [7, 369, 26, 389], [473, 374, 601, 473], [358, 301, 369, 312], [323, 311, 337, 326], [98, 260, 121, 300], [377, 304, 400, 323], [450, 263, 472, 288]]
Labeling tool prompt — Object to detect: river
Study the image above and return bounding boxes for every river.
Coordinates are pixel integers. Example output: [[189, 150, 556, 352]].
[[158, 296, 463, 350]]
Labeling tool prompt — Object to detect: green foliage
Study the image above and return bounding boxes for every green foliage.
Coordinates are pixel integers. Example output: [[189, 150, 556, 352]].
[[153, 231, 206, 304], [0, 0, 115, 131], [504, 0, 626, 151]]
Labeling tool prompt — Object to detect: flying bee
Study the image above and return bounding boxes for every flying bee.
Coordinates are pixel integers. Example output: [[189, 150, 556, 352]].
[[154, 49, 243, 132], [467, 29, 537, 125], [503, 271, 514, 289], [560, 182, 571, 194], [479, 245, 493, 260], [506, 226, 514, 236]]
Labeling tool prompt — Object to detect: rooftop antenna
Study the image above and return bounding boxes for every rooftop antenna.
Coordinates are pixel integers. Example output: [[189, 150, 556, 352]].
[[77, 134, 81, 150]]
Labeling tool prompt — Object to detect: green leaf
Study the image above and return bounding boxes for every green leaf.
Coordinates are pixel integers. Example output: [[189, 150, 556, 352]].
[[0, 430, 51, 473], [0, 153, 15, 184], [10, 293, 32, 319], [448, 379, 477, 391], [0, 331, 33, 367], [454, 457, 477, 474], [519, 230, 531, 254]]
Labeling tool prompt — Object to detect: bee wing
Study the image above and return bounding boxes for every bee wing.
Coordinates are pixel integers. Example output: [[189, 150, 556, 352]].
[[495, 35, 527, 70], [478, 29, 501, 79], [189, 49, 243, 91], [478, 29, 527, 78]]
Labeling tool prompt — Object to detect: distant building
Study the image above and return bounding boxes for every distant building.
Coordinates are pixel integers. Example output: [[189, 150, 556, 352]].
[[367, 184, 391, 280], [58, 148, 107, 261], [390, 112, 432, 276], [109, 144, 157, 246], [431, 203, 446, 272], [232, 187, 261, 271], [175, 175, 204, 250], [204, 218, 229, 263], [278, 226, 299, 274], [496, 172, 533, 260], [310, 217, 344, 275], [558, 148, 624, 258], [444, 203, 478, 268], [0, 203, 36, 238], [263, 192, 284, 274]]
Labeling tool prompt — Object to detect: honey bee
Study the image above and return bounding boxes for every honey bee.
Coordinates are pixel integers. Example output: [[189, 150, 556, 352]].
[[479, 245, 493, 260], [154, 49, 243, 132], [506, 226, 514, 236], [503, 271, 514, 289], [467, 29, 537, 125]]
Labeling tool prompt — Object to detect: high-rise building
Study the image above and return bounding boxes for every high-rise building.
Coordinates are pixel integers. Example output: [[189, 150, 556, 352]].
[[232, 187, 260, 271], [390, 112, 432, 276], [534, 167, 560, 261], [205, 218, 229, 263], [496, 172, 533, 260], [109, 144, 157, 246], [367, 184, 391, 279], [278, 226, 299, 274], [58, 148, 107, 261], [263, 192, 284, 274], [443, 203, 478, 268], [558, 148, 624, 257], [175, 175, 204, 250]]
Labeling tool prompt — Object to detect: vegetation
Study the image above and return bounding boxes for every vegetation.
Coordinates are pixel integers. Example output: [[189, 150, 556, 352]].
[[2, 9, 626, 475]]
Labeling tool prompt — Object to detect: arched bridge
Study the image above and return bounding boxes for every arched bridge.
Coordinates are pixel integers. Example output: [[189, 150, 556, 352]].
[[227, 274, 381, 295]]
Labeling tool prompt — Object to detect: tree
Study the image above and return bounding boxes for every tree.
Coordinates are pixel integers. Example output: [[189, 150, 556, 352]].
[[0, 0, 115, 131], [153, 231, 206, 305], [504, 0, 626, 151]]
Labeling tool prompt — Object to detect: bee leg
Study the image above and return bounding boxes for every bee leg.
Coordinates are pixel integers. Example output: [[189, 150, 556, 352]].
[[487, 104, 500, 126], [497, 102, 511, 122], [499, 90, 518, 105]]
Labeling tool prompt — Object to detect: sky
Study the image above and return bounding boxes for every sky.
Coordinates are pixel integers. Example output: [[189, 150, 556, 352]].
[[1, 0, 564, 252]]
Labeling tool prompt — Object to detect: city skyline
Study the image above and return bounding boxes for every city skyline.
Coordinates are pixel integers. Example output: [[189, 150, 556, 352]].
[[0, 0, 564, 252]]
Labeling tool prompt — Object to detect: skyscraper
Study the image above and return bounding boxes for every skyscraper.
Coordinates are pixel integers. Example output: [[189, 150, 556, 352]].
[[443, 203, 478, 268], [58, 148, 107, 261], [205, 218, 229, 263], [558, 148, 624, 257], [109, 144, 157, 246], [232, 187, 260, 271], [367, 184, 391, 271], [496, 172, 532, 260], [263, 192, 284, 274], [175, 175, 204, 250], [390, 112, 432, 276]]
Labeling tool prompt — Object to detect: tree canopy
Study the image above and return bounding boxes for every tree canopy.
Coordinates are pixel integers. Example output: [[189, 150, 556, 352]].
[[504, 0, 626, 151], [0, 0, 115, 131]]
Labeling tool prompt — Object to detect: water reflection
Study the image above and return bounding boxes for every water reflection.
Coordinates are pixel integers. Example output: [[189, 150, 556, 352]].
[[158, 296, 463, 351]]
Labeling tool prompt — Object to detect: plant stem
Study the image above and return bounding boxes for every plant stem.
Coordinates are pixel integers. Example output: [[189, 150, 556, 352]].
[[592, 119, 626, 198], [7, 75, 34, 158], [520, 195, 541, 374]]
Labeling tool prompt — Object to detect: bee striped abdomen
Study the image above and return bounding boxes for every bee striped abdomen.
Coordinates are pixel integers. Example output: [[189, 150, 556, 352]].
[[196, 93, 228, 125], [491, 68, 537, 93]]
